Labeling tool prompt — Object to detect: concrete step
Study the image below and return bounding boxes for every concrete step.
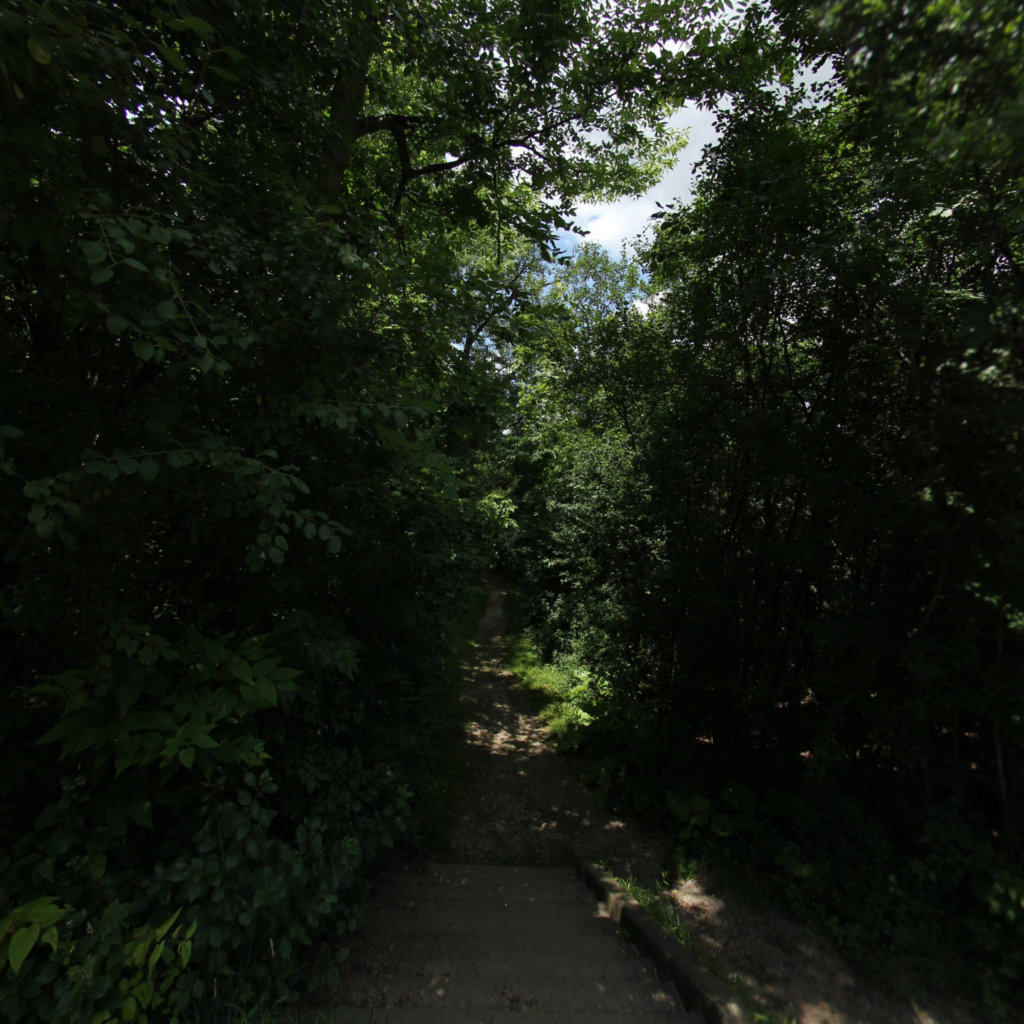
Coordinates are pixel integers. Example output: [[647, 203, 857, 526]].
[[346, 949, 670, 984], [382, 863, 581, 886], [349, 929, 627, 963], [374, 864, 592, 904], [354, 897, 613, 947], [323, 1011, 690, 1023], [328, 864, 697, 1022], [337, 964, 680, 1014]]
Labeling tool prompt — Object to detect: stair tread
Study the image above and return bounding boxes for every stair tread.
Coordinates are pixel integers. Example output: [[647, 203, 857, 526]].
[[321, 1011, 697, 1023], [324, 864, 696, 1021]]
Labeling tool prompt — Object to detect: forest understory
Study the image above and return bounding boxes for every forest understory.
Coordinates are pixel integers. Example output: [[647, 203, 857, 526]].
[[438, 580, 988, 1024]]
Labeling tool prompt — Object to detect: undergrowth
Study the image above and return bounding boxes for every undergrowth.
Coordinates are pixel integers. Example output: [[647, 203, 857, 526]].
[[208, 581, 489, 1024], [503, 585, 1010, 1020], [504, 594, 596, 751], [609, 869, 797, 1024]]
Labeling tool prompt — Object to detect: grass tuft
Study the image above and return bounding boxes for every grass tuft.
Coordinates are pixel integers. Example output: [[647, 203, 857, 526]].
[[505, 630, 595, 749], [608, 868, 798, 1024]]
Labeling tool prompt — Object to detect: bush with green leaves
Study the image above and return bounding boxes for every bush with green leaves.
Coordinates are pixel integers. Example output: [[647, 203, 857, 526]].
[[506, 2, 1024, 1009], [1, 0, 719, 1018]]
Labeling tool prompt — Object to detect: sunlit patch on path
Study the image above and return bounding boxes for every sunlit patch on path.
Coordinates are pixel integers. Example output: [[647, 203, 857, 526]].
[[443, 579, 668, 872], [312, 582, 972, 1024]]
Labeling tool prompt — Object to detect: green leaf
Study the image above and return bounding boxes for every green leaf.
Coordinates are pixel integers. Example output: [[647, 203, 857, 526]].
[[23, 478, 52, 499], [254, 675, 277, 705], [133, 339, 155, 361], [155, 43, 188, 73], [182, 15, 215, 38], [201, 637, 231, 665], [91, 267, 114, 285], [157, 300, 177, 320], [8, 923, 40, 974], [178, 747, 195, 769], [26, 37, 51, 65], [139, 458, 160, 482], [40, 926, 59, 953], [18, 898, 66, 928], [135, 978, 155, 1007], [118, 457, 139, 475], [107, 315, 131, 334], [153, 909, 181, 943], [665, 791, 689, 823], [81, 240, 106, 265], [228, 657, 253, 685]]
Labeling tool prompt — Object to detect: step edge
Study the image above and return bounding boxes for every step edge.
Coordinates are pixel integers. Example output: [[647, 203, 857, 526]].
[[576, 857, 754, 1024]]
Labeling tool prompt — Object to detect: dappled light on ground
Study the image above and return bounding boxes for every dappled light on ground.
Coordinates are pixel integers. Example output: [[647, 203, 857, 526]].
[[443, 579, 667, 876], [442, 580, 976, 1024], [661, 870, 973, 1024]]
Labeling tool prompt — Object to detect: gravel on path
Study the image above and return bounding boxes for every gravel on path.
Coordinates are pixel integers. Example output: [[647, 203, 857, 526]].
[[438, 578, 669, 877], [428, 578, 978, 1024]]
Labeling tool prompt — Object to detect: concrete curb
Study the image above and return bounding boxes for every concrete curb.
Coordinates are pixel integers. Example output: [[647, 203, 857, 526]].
[[576, 858, 753, 1024]]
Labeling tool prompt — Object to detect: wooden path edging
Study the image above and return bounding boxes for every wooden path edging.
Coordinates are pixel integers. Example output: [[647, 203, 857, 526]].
[[576, 859, 754, 1024]]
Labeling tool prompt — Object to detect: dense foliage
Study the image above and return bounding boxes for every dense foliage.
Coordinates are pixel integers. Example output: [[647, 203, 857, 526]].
[[4, 0, 1021, 1018], [0, 0, 698, 1019], [508, 0, 1024, 1012]]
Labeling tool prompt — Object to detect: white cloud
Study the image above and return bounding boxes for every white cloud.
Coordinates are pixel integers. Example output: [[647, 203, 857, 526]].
[[552, 59, 838, 260], [556, 104, 721, 258]]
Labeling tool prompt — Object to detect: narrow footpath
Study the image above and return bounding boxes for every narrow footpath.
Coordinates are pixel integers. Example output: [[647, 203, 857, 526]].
[[441, 578, 672, 874], [316, 581, 973, 1024], [320, 580, 700, 1022]]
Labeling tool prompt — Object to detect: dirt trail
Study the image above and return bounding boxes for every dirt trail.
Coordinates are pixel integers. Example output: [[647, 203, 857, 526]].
[[424, 579, 977, 1024], [438, 577, 669, 877]]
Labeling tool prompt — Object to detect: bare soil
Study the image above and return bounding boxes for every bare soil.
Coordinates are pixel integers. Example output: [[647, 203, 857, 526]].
[[430, 579, 983, 1024]]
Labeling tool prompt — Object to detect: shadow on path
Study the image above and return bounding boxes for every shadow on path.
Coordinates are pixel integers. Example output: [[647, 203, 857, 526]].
[[437, 577, 668, 877], [425, 579, 973, 1024]]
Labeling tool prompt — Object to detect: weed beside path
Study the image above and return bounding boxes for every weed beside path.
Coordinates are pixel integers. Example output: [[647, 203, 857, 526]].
[[427, 578, 983, 1024], [435, 576, 670, 877]]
